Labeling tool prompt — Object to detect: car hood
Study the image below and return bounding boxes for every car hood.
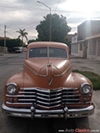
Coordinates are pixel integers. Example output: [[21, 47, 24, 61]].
[[23, 58, 72, 88]]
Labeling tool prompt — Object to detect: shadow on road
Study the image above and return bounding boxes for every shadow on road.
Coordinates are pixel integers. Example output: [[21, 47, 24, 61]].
[[2, 116, 90, 133]]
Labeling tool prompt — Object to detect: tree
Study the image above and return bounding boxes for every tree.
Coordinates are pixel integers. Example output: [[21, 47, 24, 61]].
[[16, 29, 28, 46], [0, 38, 22, 48], [36, 14, 71, 43], [28, 39, 36, 44]]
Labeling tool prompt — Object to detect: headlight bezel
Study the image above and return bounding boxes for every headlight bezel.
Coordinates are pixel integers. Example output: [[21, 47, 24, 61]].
[[6, 82, 18, 95], [80, 83, 93, 94]]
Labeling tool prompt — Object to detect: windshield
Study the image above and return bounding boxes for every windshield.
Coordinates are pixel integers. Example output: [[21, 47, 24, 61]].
[[29, 47, 67, 58]]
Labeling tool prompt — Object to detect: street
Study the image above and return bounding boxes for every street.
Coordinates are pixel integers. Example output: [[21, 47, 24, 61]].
[[0, 53, 100, 133]]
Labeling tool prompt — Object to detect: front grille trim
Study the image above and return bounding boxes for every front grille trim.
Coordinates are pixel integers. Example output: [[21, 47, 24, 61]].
[[16, 87, 80, 109], [37, 96, 62, 101]]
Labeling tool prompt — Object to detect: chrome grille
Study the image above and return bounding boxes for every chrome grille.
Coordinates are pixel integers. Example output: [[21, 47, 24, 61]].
[[18, 88, 80, 109]]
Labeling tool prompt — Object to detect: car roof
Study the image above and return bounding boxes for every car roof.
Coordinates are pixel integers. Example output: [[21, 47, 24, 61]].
[[27, 41, 69, 50]]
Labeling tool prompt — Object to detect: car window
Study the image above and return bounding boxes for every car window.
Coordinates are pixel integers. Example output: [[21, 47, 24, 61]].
[[29, 47, 47, 58], [29, 47, 67, 58], [49, 47, 67, 58]]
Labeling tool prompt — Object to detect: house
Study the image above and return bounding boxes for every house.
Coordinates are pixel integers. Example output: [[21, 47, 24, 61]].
[[66, 34, 74, 42], [0, 36, 10, 52], [71, 20, 100, 61]]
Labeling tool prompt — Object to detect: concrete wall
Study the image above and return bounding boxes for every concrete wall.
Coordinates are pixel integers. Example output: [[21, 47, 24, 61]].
[[71, 42, 84, 57], [78, 20, 100, 41], [71, 43, 78, 56], [78, 43, 84, 57], [87, 39, 100, 61], [0, 46, 7, 53]]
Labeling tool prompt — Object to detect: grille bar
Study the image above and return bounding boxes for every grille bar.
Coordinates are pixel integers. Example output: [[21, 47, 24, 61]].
[[37, 96, 62, 101], [37, 99, 62, 105], [17, 87, 80, 109], [18, 99, 35, 102], [37, 92, 62, 97]]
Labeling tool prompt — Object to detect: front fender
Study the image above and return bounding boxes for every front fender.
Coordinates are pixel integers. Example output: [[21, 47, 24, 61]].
[[63, 72, 93, 89]]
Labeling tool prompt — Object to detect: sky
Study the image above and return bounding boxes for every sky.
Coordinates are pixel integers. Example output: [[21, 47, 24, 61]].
[[0, 0, 100, 41]]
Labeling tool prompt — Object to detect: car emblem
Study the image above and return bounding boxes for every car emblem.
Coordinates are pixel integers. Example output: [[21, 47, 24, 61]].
[[47, 78, 53, 85]]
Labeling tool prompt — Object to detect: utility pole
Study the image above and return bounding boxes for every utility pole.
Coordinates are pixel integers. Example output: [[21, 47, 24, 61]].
[[49, 8, 51, 41], [4, 25, 6, 48]]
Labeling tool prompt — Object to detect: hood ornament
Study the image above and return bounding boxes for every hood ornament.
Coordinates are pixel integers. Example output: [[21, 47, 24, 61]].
[[47, 77, 53, 85]]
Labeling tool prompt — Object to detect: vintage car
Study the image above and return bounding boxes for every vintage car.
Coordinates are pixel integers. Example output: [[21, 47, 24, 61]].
[[2, 42, 94, 118]]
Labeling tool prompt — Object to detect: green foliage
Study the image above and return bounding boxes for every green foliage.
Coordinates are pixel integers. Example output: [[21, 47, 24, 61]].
[[73, 70, 100, 90], [36, 14, 71, 43], [28, 39, 36, 44], [16, 29, 28, 45], [0, 38, 23, 48]]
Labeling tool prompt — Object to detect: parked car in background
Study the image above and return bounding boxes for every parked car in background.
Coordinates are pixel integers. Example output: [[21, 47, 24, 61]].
[[7, 48, 14, 53], [8, 47, 22, 53], [2, 42, 94, 119], [22, 47, 27, 52], [13, 47, 22, 53]]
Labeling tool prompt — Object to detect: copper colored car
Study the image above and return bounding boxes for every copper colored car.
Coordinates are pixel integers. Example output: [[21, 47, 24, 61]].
[[2, 42, 94, 118]]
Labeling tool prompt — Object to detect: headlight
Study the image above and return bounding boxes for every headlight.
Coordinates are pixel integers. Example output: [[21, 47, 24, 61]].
[[6, 83, 17, 95], [81, 83, 92, 94]]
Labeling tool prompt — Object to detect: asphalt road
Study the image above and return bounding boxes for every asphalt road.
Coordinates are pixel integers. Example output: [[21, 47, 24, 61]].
[[0, 53, 99, 133]]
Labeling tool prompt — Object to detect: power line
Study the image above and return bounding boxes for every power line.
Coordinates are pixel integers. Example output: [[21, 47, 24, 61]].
[[7, 26, 16, 32], [6, 31, 17, 38], [6, 20, 40, 31], [54, 0, 60, 14]]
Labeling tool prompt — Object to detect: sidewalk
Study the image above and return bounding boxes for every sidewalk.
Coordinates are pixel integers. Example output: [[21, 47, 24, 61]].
[[70, 56, 100, 75]]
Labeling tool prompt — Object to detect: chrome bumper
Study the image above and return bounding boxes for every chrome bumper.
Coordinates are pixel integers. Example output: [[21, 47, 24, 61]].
[[2, 104, 94, 118]]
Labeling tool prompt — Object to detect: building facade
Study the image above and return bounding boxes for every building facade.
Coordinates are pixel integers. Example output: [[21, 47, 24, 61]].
[[71, 20, 100, 61]]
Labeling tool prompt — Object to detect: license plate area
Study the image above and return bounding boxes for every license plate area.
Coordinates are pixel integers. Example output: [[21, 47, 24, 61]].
[[40, 114, 64, 118]]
